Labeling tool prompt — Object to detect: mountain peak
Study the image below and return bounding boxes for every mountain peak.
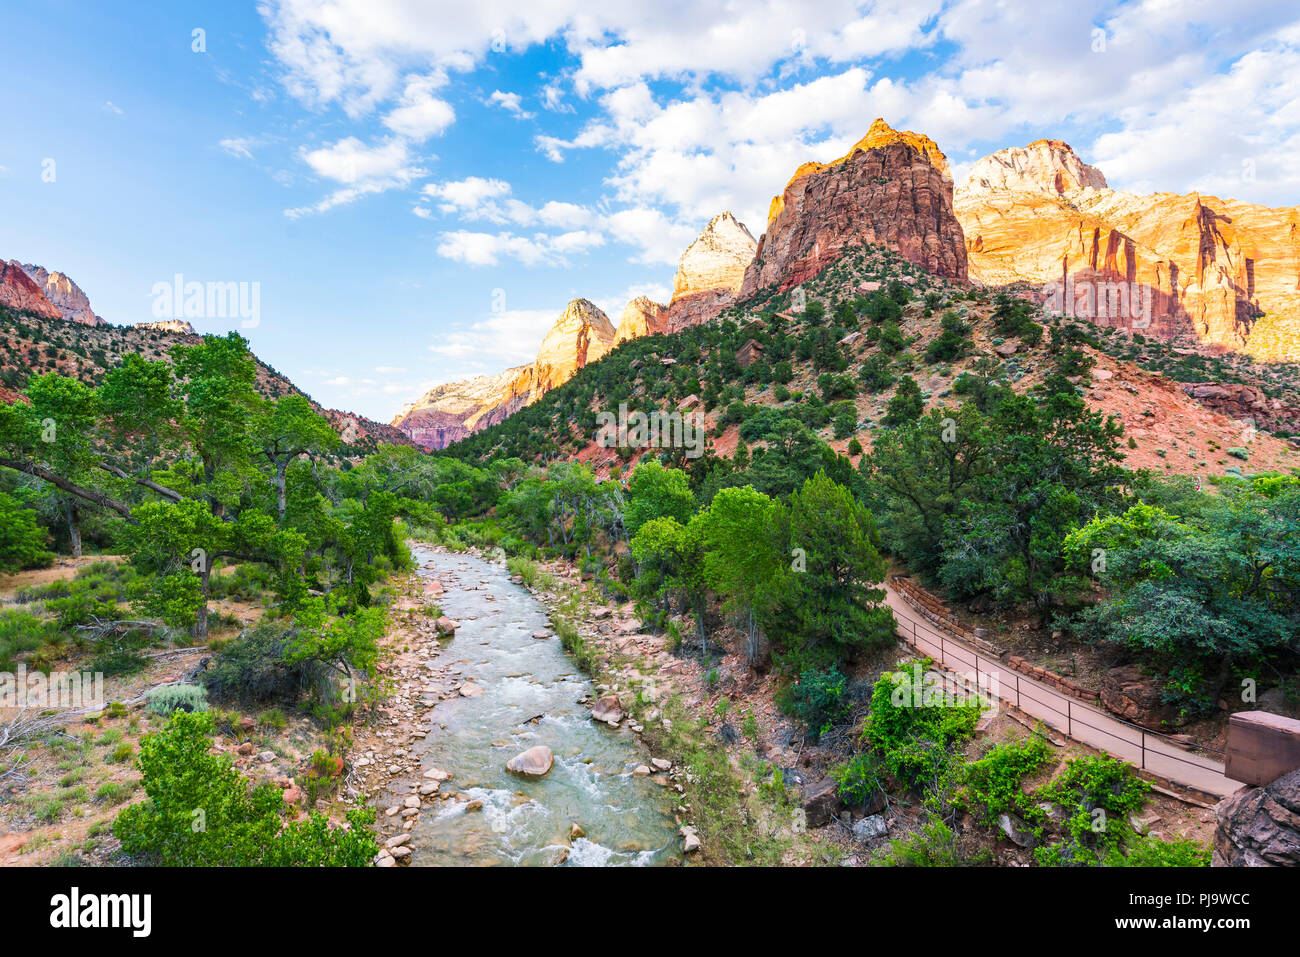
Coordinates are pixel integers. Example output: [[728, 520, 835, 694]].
[[959, 139, 1108, 199], [670, 212, 757, 305]]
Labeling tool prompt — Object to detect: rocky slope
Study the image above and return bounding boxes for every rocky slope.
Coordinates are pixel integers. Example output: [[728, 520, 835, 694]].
[[0, 304, 410, 453], [20, 263, 106, 326], [955, 141, 1300, 361], [740, 119, 967, 298], [664, 212, 757, 330], [0, 261, 63, 320]]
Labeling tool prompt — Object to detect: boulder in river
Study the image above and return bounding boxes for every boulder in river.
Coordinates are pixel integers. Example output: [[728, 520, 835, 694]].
[[436, 616, 458, 636], [592, 695, 623, 725], [506, 745, 554, 777]]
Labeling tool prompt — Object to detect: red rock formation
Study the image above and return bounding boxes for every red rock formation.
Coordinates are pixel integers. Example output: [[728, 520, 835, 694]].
[[20, 263, 106, 326], [739, 119, 968, 298], [393, 299, 616, 449], [0, 260, 62, 319]]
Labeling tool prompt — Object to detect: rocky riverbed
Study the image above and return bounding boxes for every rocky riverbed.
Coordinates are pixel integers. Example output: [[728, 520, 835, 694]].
[[353, 545, 681, 866]]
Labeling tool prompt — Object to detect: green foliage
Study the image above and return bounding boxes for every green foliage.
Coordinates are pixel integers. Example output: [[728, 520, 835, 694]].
[[952, 733, 1052, 826], [861, 661, 982, 788], [0, 490, 54, 572], [778, 666, 850, 740], [1110, 834, 1210, 867], [114, 711, 377, 866], [144, 683, 209, 716], [831, 752, 882, 805], [883, 376, 924, 427]]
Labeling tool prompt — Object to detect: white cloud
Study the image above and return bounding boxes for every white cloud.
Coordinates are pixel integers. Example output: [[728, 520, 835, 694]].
[[434, 228, 603, 266], [286, 136, 426, 217], [384, 73, 456, 140], [102, 101, 124, 115], [488, 89, 533, 118], [220, 137, 256, 159]]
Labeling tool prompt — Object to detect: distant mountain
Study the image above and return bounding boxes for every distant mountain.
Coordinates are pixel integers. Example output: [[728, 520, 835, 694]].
[[663, 211, 757, 330], [954, 140, 1300, 361], [0, 260, 63, 320], [20, 263, 107, 326], [393, 298, 618, 450]]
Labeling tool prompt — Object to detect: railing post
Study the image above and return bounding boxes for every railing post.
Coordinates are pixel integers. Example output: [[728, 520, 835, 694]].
[[1141, 731, 1146, 770], [1016, 673, 1021, 710], [1067, 699, 1072, 737], [939, 632, 944, 667]]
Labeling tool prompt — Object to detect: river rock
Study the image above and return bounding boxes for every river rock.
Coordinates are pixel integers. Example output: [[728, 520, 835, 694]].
[[423, 768, 452, 781], [459, 682, 484, 698], [997, 813, 1038, 848], [385, 833, 411, 849], [532, 630, 551, 639], [506, 745, 554, 777], [569, 823, 585, 841], [681, 826, 701, 854], [435, 616, 458, 636], [592, 695, 623, 725]]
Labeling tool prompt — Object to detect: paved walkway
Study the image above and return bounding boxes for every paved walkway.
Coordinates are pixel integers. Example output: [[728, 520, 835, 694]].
[[881, 583, 1237, 799]]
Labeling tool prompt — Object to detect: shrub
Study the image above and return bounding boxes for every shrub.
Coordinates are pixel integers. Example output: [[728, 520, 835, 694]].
[[861, 661, 982, 787], [114, 711, 378, 866], [778, 666, 850, 740], [145, 683, 209, 716], [953, 732, 1052, 825], [832, 753, 882, 805], [201, 619, 307, 704]]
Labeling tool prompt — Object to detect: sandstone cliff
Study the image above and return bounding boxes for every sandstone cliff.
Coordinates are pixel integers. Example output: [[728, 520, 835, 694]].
[[955, 141, 1300, 361], [0, 260, 63, 320], [663, 212, 757, 330], [20, 263, 106, 326], [135, 319, 197, 335], [739, 118, 968, 298], [614, 296, 669, 344]]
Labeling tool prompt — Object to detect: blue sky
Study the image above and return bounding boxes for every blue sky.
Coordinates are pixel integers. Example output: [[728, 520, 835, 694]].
[[2, 0, 1298, 422]]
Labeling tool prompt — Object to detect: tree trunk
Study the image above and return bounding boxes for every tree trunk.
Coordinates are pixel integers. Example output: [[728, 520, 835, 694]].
[[193, 563, 211, 640], [64, 499, 82, 558], [276, 461, 288, 521]]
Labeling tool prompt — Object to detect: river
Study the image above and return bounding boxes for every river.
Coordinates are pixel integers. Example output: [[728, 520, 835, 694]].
[[405, 546, 681, 866]]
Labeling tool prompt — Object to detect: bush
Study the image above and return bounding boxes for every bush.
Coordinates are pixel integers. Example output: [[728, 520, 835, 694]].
[[0, 491, 54, 573], [778, 666, 850, 740], [953, 732, 1052, 825], [145, 683, 209, 716], [114, 711, 378, 866], [201, 619, 307, 704], [861, 661, 982, 787], [832, 753, 882, 805]]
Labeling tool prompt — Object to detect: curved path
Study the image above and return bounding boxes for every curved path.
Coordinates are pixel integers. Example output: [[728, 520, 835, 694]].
[[881, 583, 1236, 799]]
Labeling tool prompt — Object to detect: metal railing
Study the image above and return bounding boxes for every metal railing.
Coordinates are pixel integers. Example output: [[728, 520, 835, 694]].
[[885, 588, 1228, 792]]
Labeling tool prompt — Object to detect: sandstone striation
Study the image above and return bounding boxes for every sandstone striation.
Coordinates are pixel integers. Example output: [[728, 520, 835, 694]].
[[955, 141, 1300, 361], [739, 118, 968, 298]]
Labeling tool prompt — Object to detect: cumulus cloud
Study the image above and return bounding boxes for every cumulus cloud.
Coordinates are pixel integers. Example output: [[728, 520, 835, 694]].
[[286, 136, 426, 217]]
